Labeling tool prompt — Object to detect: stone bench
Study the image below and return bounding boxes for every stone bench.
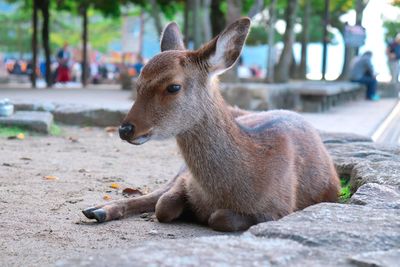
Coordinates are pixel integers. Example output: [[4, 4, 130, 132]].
[[0, 111, 53, 133], [220, 81, 366, 113], [292, 82, 366, 112]]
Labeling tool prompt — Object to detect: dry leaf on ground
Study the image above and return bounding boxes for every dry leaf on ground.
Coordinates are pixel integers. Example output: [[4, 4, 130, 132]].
[[104, 126, 118, 133], [7, 133, 25, 140], [68, 136, 79, 143], [43, 175, 59, 180], [103, 195, 112, 201], [110, 183, 121, 189]]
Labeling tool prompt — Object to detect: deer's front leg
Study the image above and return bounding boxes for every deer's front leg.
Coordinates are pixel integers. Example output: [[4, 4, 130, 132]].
[[82, 166, 188, 223], [208, 209, 272, 232]]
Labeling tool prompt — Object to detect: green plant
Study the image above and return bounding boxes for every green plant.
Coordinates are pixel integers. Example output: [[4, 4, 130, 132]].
[[339, 177, 351, 202], [0, 125, 27, 137], [49, 124, 62, 136]]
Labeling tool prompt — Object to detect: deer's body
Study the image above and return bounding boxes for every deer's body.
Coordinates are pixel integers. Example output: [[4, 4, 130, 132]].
[[83, 18, 340, 232]]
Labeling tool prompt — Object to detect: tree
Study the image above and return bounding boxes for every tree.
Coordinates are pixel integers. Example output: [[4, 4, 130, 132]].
[[336, 0, 369, 80], [297, 0, 311, 79], [32, 0, 38, 88], [275, 0, 298, 83]]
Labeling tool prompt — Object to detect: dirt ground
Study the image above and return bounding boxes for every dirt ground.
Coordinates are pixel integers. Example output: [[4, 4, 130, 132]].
[[0, 126, 223, 267]]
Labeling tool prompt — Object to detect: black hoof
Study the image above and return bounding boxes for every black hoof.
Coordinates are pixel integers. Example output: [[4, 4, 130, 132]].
[[82, 207, 97, 219], [92, 208, 107, 223]]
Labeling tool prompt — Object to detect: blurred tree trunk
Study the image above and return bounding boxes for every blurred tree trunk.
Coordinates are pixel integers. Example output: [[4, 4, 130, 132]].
[[298, 0, 311, 79], [275, 0, 298, 83], [266, 0, 277, 83], [31, 0, 38, 88], [338, 0, 368, 80], [210, 0, 225, 37], [149, 0, 162, 35], [183, 0, 189, 46], [202, 0, 212, 42], [193, 0, 201, 49], [248, 0, 264, 18], [138, 11, 145, 57], [220, 0, 242, 82], [38, 0, 51, 87], [81, 4, 88, 87]]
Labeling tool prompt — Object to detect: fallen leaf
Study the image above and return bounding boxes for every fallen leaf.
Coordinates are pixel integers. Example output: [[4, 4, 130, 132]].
[[105, 126, 118, 133], [122, 187, 144, 197], [103, 195, 112, 201], [16, 133, 25, 140], [68, 136, 78, 143], [110, 183, 121, 189], [43, 175, 59, 180]]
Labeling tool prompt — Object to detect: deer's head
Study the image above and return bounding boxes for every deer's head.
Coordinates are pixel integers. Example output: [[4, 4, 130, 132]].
[[119, 18, 250, 145]]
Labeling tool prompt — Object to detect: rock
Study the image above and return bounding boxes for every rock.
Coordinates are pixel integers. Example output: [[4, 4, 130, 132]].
[[0, 111, 53, 133], [348, 249, 400, 267], [250, 203, 400, 254], [320, 132, 372, 144], [56, 236, 312, 267], [349, 183, 400, 208], [53, 106, 128, 127], [351, 161, 400, 189]]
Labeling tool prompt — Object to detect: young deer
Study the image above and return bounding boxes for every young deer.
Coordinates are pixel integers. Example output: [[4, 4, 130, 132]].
[[83, 18, 340, 232]]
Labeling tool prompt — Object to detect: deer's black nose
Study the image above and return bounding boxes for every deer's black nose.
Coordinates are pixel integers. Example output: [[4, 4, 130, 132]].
[[119, 123, 135, 140]]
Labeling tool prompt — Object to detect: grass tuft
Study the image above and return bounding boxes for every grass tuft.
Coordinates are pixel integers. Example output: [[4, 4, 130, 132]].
[[0, 123, 63, 137], [339, 177, 351, 202], [0, 125, 28, 137], [50, 124, 62, 136]]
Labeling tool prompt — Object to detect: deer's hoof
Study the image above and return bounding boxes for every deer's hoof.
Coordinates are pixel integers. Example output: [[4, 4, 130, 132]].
[[82, 207, 97, 219], [92, 208, 107, 223]]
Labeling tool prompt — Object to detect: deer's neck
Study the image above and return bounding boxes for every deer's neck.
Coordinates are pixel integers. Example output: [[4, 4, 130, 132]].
[[176, 90, 253, 196]]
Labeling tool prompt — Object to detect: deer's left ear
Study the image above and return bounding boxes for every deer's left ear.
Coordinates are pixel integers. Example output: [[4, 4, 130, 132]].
[[160, 22, 185, 52], [198, 17, 250, 75]]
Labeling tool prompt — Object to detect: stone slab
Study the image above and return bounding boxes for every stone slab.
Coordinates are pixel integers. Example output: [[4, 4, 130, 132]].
[[0, 111, 53, 133], [53, 106, 128, 127], [349, 249, 400, 267]]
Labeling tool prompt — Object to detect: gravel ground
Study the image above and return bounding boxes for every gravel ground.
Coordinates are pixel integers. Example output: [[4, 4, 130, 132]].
[[0, 126, 221, 267]]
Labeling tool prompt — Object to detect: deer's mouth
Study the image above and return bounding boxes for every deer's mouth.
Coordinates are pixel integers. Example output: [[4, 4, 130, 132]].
[[127, 132, 152, 145]]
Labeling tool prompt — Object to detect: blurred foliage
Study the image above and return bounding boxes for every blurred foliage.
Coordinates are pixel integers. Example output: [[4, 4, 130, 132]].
[[0, 8, 31, 54], [383, 21, 400, 42]]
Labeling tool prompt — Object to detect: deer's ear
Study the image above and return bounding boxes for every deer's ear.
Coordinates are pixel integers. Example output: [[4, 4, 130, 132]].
[[199, 17, 250, 75], [160, 22, 185, 52]]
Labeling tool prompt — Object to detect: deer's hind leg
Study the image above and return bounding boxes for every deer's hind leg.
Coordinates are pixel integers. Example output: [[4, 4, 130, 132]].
[[82, 166, 188, 223], [155, 172, 188, 223], [208, 209, 273, 232]]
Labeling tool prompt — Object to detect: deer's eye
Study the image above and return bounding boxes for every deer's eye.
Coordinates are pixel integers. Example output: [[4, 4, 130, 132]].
[[166, 84, 181, 94]]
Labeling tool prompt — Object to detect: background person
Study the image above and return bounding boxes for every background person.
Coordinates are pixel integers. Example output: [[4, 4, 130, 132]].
[[56, 42, 71, 83], [387, 33, 400, 84], [350, 51, 379, 101]]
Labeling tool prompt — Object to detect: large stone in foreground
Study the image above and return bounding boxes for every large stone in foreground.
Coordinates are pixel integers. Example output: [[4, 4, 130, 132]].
[[0, 111, 53, 133], [56, 237, 312, 267], [56, 185, 400, 267]]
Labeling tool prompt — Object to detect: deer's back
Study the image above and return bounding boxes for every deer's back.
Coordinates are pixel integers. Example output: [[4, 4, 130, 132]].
[[236, 110, 340, 210]]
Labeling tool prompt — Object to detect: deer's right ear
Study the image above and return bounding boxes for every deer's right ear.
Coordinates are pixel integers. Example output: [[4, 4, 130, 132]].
[[160, 22, 185, 52]]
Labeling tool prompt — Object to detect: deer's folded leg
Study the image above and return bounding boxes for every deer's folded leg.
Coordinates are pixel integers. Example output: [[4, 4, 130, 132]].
[[208, 209, 272, 232]]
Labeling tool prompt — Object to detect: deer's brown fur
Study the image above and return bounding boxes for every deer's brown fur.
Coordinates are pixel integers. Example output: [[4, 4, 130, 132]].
[[82, 18, 340, 232]]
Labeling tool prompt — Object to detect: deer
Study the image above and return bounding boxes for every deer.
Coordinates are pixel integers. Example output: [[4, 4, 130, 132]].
[[82, 17, 340, 232]]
